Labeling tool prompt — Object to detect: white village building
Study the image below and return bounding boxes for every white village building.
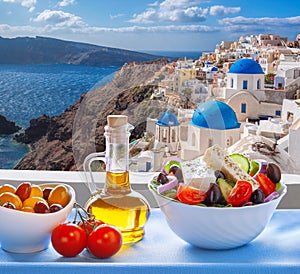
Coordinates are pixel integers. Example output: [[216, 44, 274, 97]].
[[180, 100, 241, 160], [143, 58, 300, 171], [210, 58, 283, 123], [147, 100, 241, 169]]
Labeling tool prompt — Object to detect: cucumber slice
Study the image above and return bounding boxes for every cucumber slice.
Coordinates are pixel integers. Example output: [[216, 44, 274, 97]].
[[217, 178, 235, 200], [249, 160, 259, 176], [161, 189, 177, 199], [229, 153, 250, 173]]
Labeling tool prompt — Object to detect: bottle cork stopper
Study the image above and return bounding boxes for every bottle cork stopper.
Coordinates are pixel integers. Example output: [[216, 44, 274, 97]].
[[107, 115, 128, 127]]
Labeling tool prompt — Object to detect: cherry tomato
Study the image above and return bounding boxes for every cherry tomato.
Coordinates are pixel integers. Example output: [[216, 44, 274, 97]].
[[42, 187, 53, 200], [15, 182, 32, 201], [0, 192, 23, 210], [29, 185, 43, 198], [49, 204, 63, 213], [20, 206, 35, 213], [34, 201, 50, 213], [51, 223, 87, 257], [227, 180, 252, 207], [176, 183, 207, 205], [0, 184, 16, 195], [23, 196, 47, 209], [255, 173, 276, 197], [87, 224, 122, 259], [79, 218, 105, 236], [48, 185, 70, 207], [3, 201, 16, 209]]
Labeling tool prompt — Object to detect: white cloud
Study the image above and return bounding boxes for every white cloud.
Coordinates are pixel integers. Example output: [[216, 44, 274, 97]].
[[0, 21, 220, 42], [148, 1, 159, 7], [0, 0, 37, 12], [130, 0, 208, 23], [109, 13, 125, 20], [58, 0, 75, 7], [33, 9, 86, 28], [84, 24, 219, 33], [159, 0, 202, 10], [130, 8, 157, 23], [0, 23, 42, 34], [219, 15, 300, 27], [210, 5, 240, 16]]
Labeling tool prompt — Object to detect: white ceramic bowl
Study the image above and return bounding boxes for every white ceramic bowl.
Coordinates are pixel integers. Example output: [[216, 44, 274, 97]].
[[149, 182, 287, 250], [0, 183, 75, 253]]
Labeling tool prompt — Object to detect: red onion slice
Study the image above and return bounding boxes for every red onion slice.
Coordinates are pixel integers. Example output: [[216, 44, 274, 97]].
[[157, 176, 178, 194], [264, 191, 279, 203]]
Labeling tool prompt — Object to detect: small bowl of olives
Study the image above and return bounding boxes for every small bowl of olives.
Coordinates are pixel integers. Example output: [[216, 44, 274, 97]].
[[0, 182, 75, 253]]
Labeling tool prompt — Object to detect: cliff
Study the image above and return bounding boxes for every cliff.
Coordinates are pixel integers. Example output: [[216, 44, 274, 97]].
[[14, 59, 169, 170], [0, 115, 21, 135], [0, 36, 167, 66]]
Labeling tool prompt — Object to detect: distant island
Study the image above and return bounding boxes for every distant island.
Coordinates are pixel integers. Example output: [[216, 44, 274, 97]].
[[0, 36, 168, 66]]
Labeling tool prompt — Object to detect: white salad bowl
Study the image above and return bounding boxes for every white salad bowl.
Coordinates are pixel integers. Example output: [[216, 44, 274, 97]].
[[0, 183, 75, 253], [149, 181, 287, 250]]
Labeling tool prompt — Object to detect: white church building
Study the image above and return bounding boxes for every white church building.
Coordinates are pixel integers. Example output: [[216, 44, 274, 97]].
[[147, 100, 241, 168], [180, 100, 241, 160], [210, 58, 283, 122]]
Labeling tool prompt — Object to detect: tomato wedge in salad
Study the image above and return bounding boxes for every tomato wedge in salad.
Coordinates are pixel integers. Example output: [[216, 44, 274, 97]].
[[176, 184, 207, 205], [227, 180, 252, 207], [255, 173, 276, 197]]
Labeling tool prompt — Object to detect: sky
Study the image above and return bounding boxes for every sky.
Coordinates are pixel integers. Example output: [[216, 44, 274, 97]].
[[0, 0, 299, 52]]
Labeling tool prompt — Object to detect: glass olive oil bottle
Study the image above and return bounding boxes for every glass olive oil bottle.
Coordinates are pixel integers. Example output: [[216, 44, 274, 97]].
[[84, 115, 150, 244]]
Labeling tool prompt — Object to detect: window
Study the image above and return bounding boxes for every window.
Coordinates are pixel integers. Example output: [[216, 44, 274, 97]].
[[171, 129, 176, 142], [243, 80, 248, 89], [275, 110, 281, 116], [230, 78, 234, 88], [257, 79, 261, 89], [287, 112, 294, 123], [241, 103, 246, 113], [226, 137, 232, 147], [192, 133, 196, 146]]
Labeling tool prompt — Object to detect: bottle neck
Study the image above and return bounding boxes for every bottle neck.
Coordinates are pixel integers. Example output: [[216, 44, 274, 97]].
[[103, 125, 131, 193], [104, 171, 131, 194], [104, 131, 130, 173]]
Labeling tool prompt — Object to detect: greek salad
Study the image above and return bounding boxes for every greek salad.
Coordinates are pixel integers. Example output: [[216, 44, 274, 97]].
[[150, 147, 284, 207]]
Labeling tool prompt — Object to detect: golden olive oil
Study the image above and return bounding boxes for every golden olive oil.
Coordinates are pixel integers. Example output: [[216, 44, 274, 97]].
[[85, 172, 150, 244]]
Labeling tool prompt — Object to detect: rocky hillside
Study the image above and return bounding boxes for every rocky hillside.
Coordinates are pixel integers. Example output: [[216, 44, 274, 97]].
[[14, 59, 169, 170], [0, 36, 166, 66]]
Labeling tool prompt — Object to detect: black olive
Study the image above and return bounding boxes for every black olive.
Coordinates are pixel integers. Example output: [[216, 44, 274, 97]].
[[169, 166, 184, 183], [205, 183, 223, 206], [250, 188, 265, 204], [157, 173, 169, 185], [266, 163, 281, 184], [214, 170, 225, 180]]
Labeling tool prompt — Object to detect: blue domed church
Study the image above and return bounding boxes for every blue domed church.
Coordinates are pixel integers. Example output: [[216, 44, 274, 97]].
[[155, 109, 180, 154], [211, 58, 282, 122], [180, 100, 241, 160]]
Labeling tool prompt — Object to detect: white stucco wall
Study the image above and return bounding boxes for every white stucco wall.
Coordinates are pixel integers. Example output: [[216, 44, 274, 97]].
[[180, 125, 240, 160], [281, 99, 300, 123], [227, 91, 259, 121], [289, 124, 300, 164]]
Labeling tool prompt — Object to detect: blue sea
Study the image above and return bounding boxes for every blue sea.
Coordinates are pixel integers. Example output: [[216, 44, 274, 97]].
[[0, 64, 119, 169], [144, 50, 204, 60]]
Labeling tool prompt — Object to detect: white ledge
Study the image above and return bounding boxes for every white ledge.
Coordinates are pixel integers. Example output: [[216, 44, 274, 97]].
[[0, 170, 299, 208]]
